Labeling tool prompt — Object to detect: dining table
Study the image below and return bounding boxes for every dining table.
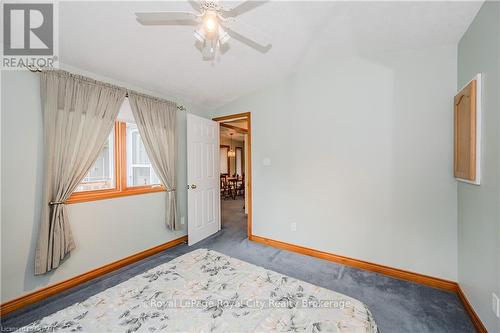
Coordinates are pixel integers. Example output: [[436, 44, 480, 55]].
[[226, 177, 242, 199]]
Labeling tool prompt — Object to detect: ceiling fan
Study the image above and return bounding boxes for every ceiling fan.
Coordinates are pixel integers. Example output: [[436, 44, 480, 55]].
[[135, 0, 272, 60]]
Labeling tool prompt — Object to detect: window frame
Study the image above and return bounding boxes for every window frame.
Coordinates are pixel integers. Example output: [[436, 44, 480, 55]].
[[66, 121, 165, 204]]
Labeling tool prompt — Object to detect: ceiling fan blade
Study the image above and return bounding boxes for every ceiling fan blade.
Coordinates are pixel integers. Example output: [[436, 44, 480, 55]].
[[223, 18, 272, 52], [188, 0, 202, 13], [221, 1, 268, 18], [135, 11, 199, 26]]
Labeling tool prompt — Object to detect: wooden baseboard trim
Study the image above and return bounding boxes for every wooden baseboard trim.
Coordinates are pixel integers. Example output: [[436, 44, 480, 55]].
[[457, 286, 488, 333], [0, 235, 188, 316], [250, 235, 457, 291], [250, 235, 490, 332]]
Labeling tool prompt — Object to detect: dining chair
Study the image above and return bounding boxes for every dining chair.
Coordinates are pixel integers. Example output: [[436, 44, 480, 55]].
[[220, 174, 230, 200]]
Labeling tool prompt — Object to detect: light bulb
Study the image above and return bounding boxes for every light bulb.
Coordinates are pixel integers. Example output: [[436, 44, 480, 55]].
[[205, 17, 216, 32]]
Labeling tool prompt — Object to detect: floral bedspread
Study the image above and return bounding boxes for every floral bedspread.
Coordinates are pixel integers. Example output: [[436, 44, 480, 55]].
[[19, 249, 378, 332]]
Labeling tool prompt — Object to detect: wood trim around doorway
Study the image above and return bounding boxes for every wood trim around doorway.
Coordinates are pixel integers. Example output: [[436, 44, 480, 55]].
[[220, 122, 248, 134], [213, 112, 252, 238]]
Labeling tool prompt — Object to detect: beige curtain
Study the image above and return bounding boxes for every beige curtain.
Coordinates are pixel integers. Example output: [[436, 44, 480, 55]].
[[128, 93, 178, 230], [35, 70, 126, 275]]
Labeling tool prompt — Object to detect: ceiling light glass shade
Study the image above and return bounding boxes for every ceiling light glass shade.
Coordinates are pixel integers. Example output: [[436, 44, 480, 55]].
[[194, 27, 205, 42], [201, 40, 216, 59], [218, 26, 230, 44], [228, 149, 236, 157]]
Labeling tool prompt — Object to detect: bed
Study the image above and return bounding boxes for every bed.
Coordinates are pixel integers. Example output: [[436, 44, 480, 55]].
[[19, 249, 378, 332]]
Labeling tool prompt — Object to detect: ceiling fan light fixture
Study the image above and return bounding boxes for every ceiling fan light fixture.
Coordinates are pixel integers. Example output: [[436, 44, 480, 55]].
[[135, 0, 271, 61]]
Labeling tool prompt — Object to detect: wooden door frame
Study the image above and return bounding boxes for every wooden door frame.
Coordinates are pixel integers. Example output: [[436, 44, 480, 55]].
[[213, 112, 252, 238]]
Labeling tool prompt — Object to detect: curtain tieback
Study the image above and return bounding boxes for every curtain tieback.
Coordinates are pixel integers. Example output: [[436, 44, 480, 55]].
[[49, 201, 65, 206], [166, 188, 176, 192]]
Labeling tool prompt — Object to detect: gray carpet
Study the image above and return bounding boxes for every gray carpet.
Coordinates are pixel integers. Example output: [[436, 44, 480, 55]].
[[1, 198, 474, 332]]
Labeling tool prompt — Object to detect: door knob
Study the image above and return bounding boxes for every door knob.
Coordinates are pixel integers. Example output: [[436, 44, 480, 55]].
[[190, 184, 197, 189]]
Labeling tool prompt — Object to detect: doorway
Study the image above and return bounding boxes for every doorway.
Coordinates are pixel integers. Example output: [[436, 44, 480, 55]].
[[213, 113, 252, 238]]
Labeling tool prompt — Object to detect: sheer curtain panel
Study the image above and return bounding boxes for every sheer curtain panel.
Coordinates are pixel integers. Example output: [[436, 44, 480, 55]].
[[127, 92, 178, 230], [35, 70, 126, 274]]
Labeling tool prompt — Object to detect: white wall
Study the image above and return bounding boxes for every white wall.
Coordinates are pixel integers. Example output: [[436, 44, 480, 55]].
[[457, 2, 500, 332], [0, 68, 206, 302], [212, 45, 458, 280]]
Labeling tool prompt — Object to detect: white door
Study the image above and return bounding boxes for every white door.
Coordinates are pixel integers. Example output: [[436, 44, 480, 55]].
[[187, 113, 220, 245]]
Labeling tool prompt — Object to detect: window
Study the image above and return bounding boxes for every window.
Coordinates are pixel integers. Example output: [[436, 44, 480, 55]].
[[235, 147, 243, 177], [220, 145, 229, 175], [67, 121, 164, 204], [75, 131, 115, 192], [126, 123, 160, 186]]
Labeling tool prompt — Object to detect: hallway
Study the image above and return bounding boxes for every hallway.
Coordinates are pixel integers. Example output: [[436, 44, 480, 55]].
[[221, 198, 247, 236]]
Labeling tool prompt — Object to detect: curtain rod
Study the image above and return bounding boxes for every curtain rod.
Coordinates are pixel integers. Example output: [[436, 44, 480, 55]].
[[123, 92, 186, 111], [25, 65, 187, 111]]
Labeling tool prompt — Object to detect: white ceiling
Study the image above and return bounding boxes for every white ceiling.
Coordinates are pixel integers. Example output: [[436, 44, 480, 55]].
[[59, 1, 482, 110]]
